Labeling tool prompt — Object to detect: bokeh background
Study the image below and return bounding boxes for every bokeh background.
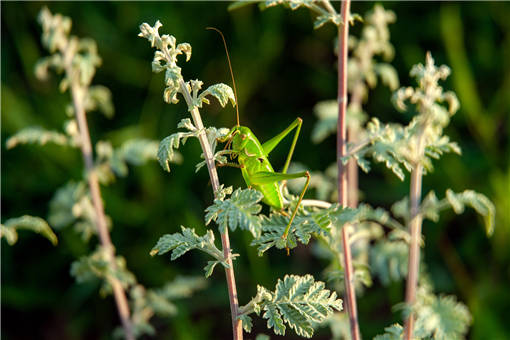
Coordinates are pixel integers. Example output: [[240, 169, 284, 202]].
[[2, 2, 509, 339]]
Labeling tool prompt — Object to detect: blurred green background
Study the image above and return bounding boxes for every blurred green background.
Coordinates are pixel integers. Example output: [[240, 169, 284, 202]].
[[2, 2, 509, 339]]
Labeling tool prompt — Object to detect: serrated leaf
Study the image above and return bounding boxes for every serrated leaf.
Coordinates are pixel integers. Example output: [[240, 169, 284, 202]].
[[157, 131, 196, 172], [242, 274, 343, 338], [374, 324, 404, 340], [204, 260, 220, 278], [205, 188, 263, 238], [238, 314, 253, 333], [420, 189, 496, 236], [414, 295, 471, 340], [198, 83, 236, 108], [151, 226, 227, 275], [6, 127, 70, 149], [1, 215, 57, 246], [370, 240, 408, 285], [71, 246, 136, 296]]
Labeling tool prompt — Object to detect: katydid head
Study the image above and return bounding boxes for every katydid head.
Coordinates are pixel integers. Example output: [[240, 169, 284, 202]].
[[218, 125, 251, 154]]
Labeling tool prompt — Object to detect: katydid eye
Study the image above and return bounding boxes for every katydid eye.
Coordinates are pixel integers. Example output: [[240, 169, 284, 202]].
[[241, 134, 247, 140]]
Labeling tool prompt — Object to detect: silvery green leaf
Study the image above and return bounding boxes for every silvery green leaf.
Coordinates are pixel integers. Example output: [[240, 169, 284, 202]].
[[374, 324, 404, 340], [6, 127, 70, 149], [84, 85, 114, 118], [414, 294, 471, 340], [421, 190, 495, 236], [242, 274, 343, 338], [238, 314, 253, 333], [158, 131, 196, 172], [205, 188, 263, 238], [1, 215, 57, 246], [177, 118, 196, 131], [370, 240, 408, 285], [71, 246, 136, 296], [198, 83, 236, 108], [204, 260, 221, 278], [375, 63, 399, 90], [150, 226, 226, 265], [314, 13, 343, 29]]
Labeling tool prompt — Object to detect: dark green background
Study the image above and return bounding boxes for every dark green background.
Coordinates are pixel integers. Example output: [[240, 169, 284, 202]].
[[2, 2, 509, 339]]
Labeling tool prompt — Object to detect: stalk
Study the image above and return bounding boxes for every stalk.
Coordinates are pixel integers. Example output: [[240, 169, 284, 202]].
[[179, 79, 243, 340], [66, 67, 134, 340], [403, 163, 423, 339], [337, 1, 361, 339]]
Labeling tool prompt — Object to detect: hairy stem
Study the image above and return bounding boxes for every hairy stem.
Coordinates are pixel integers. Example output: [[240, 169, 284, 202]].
[[404, 163, 423, 340], [68, 75, 134, 340], [179, 79, 243, 340], [337, 1, 361, 339]]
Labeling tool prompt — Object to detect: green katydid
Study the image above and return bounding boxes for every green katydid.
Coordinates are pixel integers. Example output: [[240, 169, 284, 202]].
[[208, 28, 311, 253]]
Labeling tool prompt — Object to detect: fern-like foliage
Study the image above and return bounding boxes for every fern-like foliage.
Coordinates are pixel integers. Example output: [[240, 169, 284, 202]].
[[6, 127, 72, 149], [48, 181, 111, 241], [421, 189, 495, 236], [262, 0, 360, 29], [239, 274, 343, 338], [370, 240, 408, 286], [373, 324, 404, 340], [71, 246, 136, 296], [151, 226, 232, 278], [138, 21, 235, 110], [252, 204, 337, 255], [1, 215, 57, 246], [116, 276, 206, 339], [410, 283, 472, 340], [205, 188, 263, 238], [95, 138, 166, 183], [345, 53, 462, 180]]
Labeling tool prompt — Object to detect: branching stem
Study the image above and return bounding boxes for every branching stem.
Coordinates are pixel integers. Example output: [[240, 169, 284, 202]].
[[179, 79, 243, 340], [67, 69, 134, 340], [337, 1, 361, 339]]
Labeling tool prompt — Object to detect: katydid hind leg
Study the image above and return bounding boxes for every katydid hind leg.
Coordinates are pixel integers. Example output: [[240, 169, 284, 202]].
[[281, 171, 311, 254], [262, 117, 303, 174]]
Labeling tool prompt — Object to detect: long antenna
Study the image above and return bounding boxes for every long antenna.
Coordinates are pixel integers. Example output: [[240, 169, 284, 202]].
[[206, 27, 240, 127]]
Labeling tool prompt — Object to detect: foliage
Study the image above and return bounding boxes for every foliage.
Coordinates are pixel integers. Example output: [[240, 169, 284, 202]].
[[71, 246, 136, 296], [205, 187, 263, 238], [115, 276, 207, 338], [151, 226, 233, 278], [370, 240, 408, 286], [347, 53, 462, 178], [47, 181, 110, 241], [239, 274, 343, 338], [6, 126, 73, 149], [1, 215, 57, 246]]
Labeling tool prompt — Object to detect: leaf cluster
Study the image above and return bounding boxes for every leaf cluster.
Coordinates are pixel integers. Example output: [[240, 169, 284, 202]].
[[239, 274, 343, 338]]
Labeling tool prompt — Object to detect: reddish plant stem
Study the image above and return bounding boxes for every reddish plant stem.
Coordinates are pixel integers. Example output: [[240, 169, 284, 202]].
[[69, 80, 134, 340], [179, 80, 243, 340], [404, 163, 423, 340], [337, 1, 361, 340]]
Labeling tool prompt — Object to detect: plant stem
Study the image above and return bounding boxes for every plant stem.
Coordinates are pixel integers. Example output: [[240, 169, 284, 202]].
[[179, 79, 243, 340], [68, 76, 134, 340], [337, 1, 361, 340], [404, 163, 423, 340]]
